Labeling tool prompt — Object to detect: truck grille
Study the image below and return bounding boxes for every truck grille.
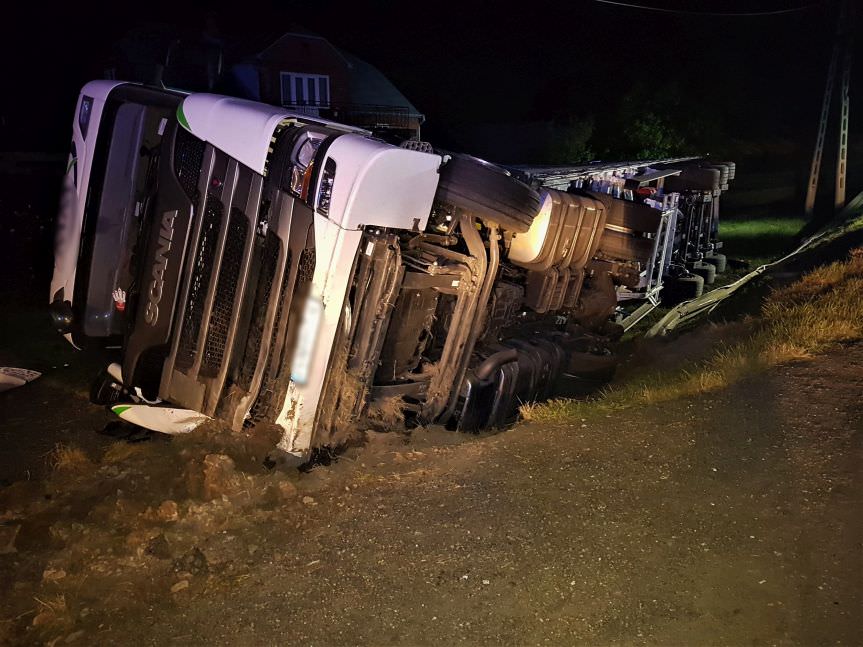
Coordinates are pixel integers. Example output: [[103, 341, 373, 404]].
[[158, 138, 315, 428], [174, 128, 205, 201], [248, 249, 294, 423], [201, 208, 248, 376], [176, 193, 223, 370], [237, 232, 281, 390], [297, 247, 315, 285]]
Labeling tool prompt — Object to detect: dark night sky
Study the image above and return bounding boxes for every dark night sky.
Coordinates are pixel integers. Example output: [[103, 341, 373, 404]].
[[0, 0, 853, 158]]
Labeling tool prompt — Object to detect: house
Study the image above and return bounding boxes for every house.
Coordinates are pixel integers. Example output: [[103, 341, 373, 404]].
[[107, 26, 424, 142], [226, 31, 424, 141]]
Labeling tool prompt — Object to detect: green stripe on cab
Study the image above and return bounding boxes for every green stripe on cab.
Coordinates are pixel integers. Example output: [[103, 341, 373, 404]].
[[176, 104, 191, 131]]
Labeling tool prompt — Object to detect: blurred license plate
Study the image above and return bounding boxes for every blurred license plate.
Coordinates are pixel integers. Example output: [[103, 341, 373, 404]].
[[290, 297, 322, 384]]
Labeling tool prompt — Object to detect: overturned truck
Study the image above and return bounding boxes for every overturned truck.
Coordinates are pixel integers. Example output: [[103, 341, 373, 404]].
[[51, 82, 734, 462]]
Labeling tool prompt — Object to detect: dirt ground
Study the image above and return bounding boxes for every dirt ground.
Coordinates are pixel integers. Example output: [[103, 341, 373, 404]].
[[0, 338, 860, 646]]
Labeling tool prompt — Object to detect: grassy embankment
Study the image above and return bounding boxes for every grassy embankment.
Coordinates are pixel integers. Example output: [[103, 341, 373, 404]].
[[522, 215, 863, 422], [718, 217, 806, 268]]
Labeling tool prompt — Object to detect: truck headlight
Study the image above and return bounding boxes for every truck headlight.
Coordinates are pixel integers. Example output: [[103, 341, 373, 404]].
[[317, 158, 336, 216], [78, 96, 94, 139]]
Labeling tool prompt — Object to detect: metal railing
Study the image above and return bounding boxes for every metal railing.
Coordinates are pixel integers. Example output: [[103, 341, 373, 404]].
[[282, 101, 423, 130], [510, 156, 701, 190]]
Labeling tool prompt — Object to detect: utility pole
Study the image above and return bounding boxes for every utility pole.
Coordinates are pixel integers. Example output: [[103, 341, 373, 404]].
[[804, 0, 853, 216], [834, 6, 852, 210], [804, 46, 838, 215]]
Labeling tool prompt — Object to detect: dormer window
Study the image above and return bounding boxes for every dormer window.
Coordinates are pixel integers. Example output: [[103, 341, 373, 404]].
[[280, 72, 330, 108]]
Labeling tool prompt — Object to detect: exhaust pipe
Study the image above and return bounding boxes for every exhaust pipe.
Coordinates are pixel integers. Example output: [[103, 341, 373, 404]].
[[474, 348, 518, 381]]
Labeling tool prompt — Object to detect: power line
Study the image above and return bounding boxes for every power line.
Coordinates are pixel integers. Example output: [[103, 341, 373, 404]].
[[590, 0, 822, 16]]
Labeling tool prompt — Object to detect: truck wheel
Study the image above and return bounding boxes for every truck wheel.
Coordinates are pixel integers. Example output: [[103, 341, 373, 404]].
[[691, 261, 716, 285], [662, 274, 704, 305], [566, 351, 617, 382], [435, 154, 541, 233], [704, 252, 727, 273], [679, 274, 704, 298]]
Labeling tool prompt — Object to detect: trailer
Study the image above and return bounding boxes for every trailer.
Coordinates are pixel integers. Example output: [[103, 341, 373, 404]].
[[513, 158, 736, 328]]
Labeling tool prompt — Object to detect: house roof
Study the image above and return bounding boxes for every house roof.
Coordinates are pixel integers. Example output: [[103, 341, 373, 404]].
[[224, 25, 313, 61], [336, 49, 421, 117], [231, 29, 421, 117]]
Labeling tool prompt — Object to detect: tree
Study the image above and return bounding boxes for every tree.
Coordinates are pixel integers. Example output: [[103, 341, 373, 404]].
[[596, 81, 693, 160], [620, 111, 686, 159], [543, 117, 595, 164]]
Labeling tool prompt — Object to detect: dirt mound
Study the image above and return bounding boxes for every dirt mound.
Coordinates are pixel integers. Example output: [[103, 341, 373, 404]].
[[0, 418, 474, 645], [0, 423, 301, 644]]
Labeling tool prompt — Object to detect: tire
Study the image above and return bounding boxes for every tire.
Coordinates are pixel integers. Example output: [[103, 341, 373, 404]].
[[665, 167, 720, 193], [691, 260, 716, 285], [662, 274, 704, 305], [679, 274, 705, 298], [435, 154, 541, 233], [704, 252, 727, 273], [566, 351, 617, 382], [703, 164, 729, 186]]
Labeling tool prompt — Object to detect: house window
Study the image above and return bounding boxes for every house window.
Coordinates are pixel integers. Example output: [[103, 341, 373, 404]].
[[280, 72, 330, 107]]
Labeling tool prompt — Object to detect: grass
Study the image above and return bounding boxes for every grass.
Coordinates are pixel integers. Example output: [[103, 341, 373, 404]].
[[45, 443, 92, 473], [719, 217, 806, 263], [719, 217, 806, 241], [521, 247, 863, 423]]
